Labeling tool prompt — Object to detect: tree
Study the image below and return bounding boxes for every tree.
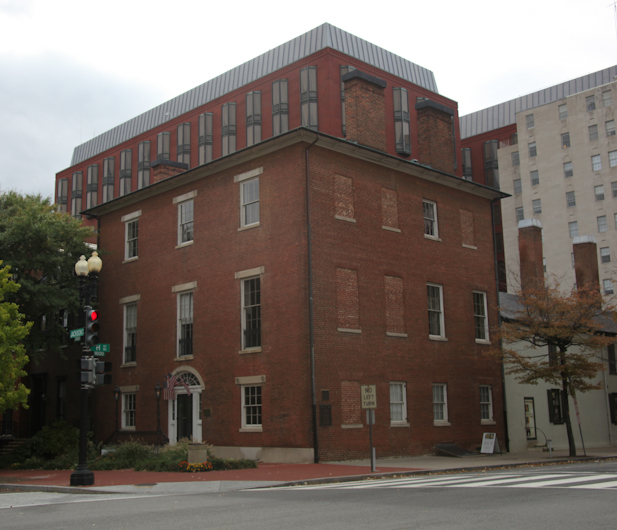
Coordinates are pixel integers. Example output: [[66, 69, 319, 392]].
[[0, 263, 32, 413], [0, 192, 95, 356], [494, 281, 615, 456]]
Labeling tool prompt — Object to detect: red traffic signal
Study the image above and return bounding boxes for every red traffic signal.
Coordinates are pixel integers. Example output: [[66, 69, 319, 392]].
[[85, 308, 100, 347]]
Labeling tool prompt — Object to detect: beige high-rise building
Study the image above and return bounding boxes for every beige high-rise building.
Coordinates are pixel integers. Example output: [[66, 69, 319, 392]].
[[499, 80, 617, 293]]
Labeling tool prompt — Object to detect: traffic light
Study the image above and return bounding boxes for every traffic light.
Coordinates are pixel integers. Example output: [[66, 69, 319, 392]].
[[85, 308, 100, 348], [94, 361, 112, 385], [80, 357, 95, 385]]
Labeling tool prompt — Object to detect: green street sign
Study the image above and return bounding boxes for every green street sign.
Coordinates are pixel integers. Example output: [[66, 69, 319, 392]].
[[70, 328, 84, 339], [91, 343, 110, 353]]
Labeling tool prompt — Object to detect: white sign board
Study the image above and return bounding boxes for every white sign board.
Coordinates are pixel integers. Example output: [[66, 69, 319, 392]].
[[480, 432, 500, 454], [360, 385, 377, 409]]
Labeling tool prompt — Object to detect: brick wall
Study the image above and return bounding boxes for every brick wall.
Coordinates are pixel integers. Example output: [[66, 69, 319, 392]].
[[342, 71, 387, 151], [518, 220, 544, 291], [573, 237, 600, 291], [92, 140, 503, 460], [416, 100, 455, 173]]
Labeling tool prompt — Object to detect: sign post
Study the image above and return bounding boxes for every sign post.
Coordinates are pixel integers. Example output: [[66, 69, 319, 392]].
[[360, 385, 377, 472]]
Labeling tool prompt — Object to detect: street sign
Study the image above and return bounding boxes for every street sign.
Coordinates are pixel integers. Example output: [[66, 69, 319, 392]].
[[70, 328, 84, 339], [91, 343, 110, 353], [360, 385, 377, 409]]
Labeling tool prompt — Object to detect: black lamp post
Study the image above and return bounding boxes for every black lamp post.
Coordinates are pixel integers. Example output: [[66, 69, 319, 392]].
[[70, 252, 102, 487], [154, 383, 162, 446], [114, 386, 121, 434]]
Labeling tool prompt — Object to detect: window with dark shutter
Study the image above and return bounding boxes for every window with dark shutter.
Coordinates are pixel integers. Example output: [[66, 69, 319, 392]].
[[547, 389, 564, 424]]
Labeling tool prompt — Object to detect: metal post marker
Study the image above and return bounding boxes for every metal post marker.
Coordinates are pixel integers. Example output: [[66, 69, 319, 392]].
[[360, 385, 377, 473], [367, 409, 376, 472]]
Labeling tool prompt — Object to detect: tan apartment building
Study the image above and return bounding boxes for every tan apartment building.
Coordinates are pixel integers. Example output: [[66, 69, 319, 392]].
[[498, 79, 617, 293]]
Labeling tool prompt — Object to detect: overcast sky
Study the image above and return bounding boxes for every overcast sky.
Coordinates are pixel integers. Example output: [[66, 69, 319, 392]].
[[1, 0, 616, 199]]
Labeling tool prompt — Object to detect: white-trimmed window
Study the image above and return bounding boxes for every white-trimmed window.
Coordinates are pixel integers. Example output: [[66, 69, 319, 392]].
[[172, 282, 196, 358], [610, 151, 617, 168], [589, 124, 599, 141], [242, 385, 262, 429], [564, 161, 573, 177], [598, 215, 608, 233], [242, 277, 261, 349], [516, 207, 524, 222], [513, 179, 522, 194], [558, 104, 568, 120], [595, 185, 605, 201], [592, 155, 602, 172], [480, 385, 494, 423], [178, 291, 193, 357], [603, 90, 613, 107], [433, 384, 448, 424], [390, 382, 407, 425], [532, 199, 542, 214], [561, 132, 570, 148], [427, 283, 445, 339], [423, 200, 438, 238], [124, 303, 137, 364], [587, 95, 596, 111], [566, 191, 576, 208], [241, 179, 260, 227], [607, 120, 615, 137], [525, 114, 534, 129], [122, 393, 136, 430], [569, 221, 578, 238], [126, 220, 138, 259], [528, 142, 537, 157], [530, 170, 539, 186], [473, 291, 489, 342], [601, 247, 611, 264], [122, 210, 141, 261], [604, 279, 614, 295], [178, 200, 194, 244]]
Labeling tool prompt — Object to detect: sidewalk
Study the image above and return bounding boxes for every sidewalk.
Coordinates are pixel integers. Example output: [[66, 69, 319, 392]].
[[1, 447, 615, 495]]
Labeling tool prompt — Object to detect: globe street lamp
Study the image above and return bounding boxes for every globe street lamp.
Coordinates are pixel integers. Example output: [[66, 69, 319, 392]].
[[70, 251, 102, 487]]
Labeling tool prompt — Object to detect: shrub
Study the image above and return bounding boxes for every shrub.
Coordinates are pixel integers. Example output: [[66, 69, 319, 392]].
[[208, 456, 257, 470], [29, 421, 79, 460]]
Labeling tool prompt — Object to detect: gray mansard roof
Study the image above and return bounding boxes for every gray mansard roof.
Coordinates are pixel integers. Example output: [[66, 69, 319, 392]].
[[460, 66, 617, 139], [70, 23, 438, 166]]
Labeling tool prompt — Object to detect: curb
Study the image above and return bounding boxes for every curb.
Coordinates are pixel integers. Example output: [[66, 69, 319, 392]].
[[250, 455, 617, 489], [0, 483, 126, 495], [2, 455, 616, 494]]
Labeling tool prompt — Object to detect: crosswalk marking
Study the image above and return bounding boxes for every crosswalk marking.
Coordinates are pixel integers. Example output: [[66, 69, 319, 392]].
[[508, 474, 617, 488], [271, 472, 617, 492]]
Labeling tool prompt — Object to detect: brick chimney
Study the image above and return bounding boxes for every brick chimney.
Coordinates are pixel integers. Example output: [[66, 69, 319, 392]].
[[342, 70, 387, 152], [573, 236, 600, 292], [518, 219, 544, 291], [415, 99, 455, 173], [151, 160, 189, 184]]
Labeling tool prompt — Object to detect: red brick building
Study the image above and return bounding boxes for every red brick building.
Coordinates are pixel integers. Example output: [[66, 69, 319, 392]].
[[81, 68, 504, 461], [32, 24, 507, 461]]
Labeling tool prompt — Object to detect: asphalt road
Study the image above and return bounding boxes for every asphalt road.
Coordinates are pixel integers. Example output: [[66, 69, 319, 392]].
[[2, 461, 616, 530]]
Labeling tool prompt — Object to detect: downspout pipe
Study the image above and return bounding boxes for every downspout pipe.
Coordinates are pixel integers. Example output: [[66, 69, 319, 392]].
[[305, 137, 320, 463], [491, 197, 510, 452], [85, 213, 101, 251]]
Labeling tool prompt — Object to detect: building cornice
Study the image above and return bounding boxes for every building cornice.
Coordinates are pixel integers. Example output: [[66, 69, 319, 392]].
[[83, 128, 506, 217]]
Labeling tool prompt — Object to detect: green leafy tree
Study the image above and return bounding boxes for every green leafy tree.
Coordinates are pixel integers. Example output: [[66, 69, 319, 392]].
[[494, 281, 615, 457], [0, 192, 94, 356], [0, 263, 32, 413]]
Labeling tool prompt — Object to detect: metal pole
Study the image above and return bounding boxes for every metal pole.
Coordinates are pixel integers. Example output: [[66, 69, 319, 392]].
[[70, 281, 94, 487], [368, 410, 376, 472]]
